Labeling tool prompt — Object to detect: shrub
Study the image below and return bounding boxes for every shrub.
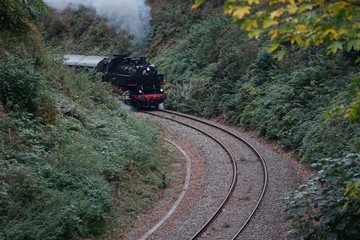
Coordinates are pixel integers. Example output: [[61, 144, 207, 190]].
[[0, 60, 171, 238], [155, 15, 257, 117], [43, 8, 133, 55], [0, 53, 42, 113], [286, 154, 360, 239]]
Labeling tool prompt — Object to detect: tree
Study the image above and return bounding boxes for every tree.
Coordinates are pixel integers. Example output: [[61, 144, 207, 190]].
[[193, 0, 360, 125], [0, 0, 47, 34], [193, 0, 360, 60]]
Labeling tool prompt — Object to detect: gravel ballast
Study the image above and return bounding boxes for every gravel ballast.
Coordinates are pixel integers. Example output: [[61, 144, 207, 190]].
[[122, 111, 311, 240]]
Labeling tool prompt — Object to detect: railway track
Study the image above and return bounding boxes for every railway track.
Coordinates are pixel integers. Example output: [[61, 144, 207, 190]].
[[139, 110, 268, 239]]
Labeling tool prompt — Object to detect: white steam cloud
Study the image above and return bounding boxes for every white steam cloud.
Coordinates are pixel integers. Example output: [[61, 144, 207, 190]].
[[43, 0, 151, 42]]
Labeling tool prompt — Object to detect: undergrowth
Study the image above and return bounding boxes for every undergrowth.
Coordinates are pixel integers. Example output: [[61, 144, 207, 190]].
[[0, 51, 171, 239], [43, 7, 133, 56], [286, 154, 360, 239], [154, 13, 360, 163]]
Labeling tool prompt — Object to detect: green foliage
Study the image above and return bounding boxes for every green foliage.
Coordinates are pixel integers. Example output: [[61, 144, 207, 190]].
[[345, 75, 360, 124], [0, 49, 170, 240], [0, 110, 101, 239], [0, 1, 172, 238], [43, 8, 133, 55], [299, 74, 360, 160], [300, 116, 360, 162], [344, 181, 360, 214], [156, 15, 257, 117], [155, 8, 359, 161], [147, 0, 206, 58], [286, 154, 360, 239], [194, 0, 360, 60], [0, 0, 47, 34], [237, 49, 360, 159], [0, 53, 41, 113], [0, 66, 171, 238]]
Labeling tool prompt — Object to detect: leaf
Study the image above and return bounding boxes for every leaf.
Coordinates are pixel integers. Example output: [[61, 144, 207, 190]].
[[224, 1, 236, 14], [291, 35, 304, 46], [268, 43, 280, 53], [346, 39, 360, 51], [247, 0, 260, 4], [323, 28, 338, 37], [356, 57, 360, 64], [241, 19, 258, 31], [312, 35, 324, 45], [327, 41, 343, 54], [286, 3, 298, 14], [248, 28, 263, 39], [270, 8, 284, 19], [273, 49, 286, 60], [269, 29, 281, 41], [232, 6, 251, 19], [328, 1, 349, 13], [298, 3, 315, 13], [316, 0, 325, 7], [344, 182, 360, 198], [295, 24, 307, 32], [263, 18, 279, 29], [191, 0, 205, 9]]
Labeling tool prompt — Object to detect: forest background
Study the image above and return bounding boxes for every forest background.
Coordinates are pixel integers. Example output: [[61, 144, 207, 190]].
[[0, 0, 359, 239]]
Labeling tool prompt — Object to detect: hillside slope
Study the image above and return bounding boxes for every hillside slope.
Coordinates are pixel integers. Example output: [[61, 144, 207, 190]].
[[0, 3, 172, 239], [149, 0, 360, 163]]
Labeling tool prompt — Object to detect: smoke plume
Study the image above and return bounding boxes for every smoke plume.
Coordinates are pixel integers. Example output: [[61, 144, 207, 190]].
[[43, 0, 151, 43]]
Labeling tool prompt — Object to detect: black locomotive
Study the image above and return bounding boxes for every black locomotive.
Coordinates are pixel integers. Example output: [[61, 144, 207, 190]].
[[64, 54, 166, 108]]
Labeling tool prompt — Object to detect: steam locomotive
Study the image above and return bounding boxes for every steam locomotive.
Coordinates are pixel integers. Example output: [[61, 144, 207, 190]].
[[63, 54, 166, 108]]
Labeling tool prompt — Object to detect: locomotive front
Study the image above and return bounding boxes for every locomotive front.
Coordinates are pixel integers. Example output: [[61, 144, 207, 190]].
[[131, 59, 166, 108]]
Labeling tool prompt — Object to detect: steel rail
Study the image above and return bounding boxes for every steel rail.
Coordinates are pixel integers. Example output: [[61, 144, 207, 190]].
[[142, 110, 238, 239], [160, 110, 269, 240]]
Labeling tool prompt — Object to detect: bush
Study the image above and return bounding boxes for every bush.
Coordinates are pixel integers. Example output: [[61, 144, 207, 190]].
[[0, 53, 42, 113], [154, 2, 360, 162], [0, 61, 171, 238], [43, 8, 133, 55], [155, 15, 257, 116], [286, 154, 360, 239]]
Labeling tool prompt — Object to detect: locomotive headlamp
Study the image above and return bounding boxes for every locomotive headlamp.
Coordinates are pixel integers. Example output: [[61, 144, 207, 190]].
[[160, 89, 164, 93], [139, 90, 143, 94], [146, 67, 151, 72]]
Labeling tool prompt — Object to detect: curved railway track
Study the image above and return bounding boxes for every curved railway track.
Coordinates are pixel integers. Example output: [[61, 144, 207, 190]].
[[140, 110, 269, 239], [140, 139, 192, 240]]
